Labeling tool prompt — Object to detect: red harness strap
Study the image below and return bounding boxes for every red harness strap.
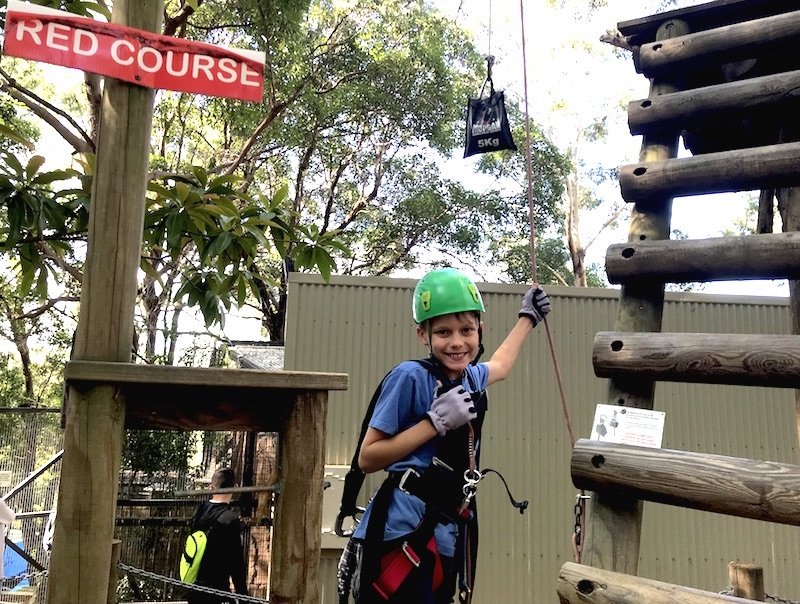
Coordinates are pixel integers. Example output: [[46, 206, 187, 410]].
[[372, 536, 444, 600]]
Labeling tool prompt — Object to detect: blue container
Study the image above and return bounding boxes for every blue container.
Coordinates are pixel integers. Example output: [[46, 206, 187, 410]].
[[3, 530, 29, 588]]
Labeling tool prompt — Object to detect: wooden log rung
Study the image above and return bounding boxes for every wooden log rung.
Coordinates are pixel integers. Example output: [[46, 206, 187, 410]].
[[571, 439, 800, 526], [558, 561, 759, 604], [627, 69, 800, 136], [593, 331, 800, 387], [605, 232, 800, 283], [636, 9, 800, 77], [617, 0, 798, 50], [619, 141, 800, 204]]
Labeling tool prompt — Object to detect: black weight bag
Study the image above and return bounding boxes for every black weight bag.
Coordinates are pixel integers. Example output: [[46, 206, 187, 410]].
[[463, 57, 516, 158]]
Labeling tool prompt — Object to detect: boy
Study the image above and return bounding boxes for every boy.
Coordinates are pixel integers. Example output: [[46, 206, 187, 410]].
[[351, 268, 550, 604], [187, 467, 249, 604]]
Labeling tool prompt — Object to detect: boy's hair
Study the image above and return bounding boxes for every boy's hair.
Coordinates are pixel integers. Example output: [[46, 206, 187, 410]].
[[211, 467, 236, 489], [418, 310, 481, 330]]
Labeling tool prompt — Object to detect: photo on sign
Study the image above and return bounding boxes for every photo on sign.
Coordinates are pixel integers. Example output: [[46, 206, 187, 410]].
[[589, 404, 665, 448]]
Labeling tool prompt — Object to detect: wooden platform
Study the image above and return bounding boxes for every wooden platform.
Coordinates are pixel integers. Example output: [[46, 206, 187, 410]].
[[65, 360, 348, 431]]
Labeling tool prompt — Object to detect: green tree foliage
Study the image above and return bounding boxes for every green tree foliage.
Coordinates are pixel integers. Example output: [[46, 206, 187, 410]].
[[122, 430, 196, 475], [0, 0, 568, 359]]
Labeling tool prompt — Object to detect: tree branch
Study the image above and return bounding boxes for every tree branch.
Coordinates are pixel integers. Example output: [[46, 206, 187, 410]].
[[36, 242, 84, 284], [16, 297, 80, 321], [0, 67, 94, 154]]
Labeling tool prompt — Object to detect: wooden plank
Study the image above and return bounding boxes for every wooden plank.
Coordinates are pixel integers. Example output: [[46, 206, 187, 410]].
[[46, 3, 162, 602], [593, 331, 800, 387], [571, 439, 800, 526], [64, 361, 347, 431], [628, 70, 800, 136], [108, 539, 121, 604], [65, 360, 348, 391], [270, 391, 327, 604], [558, 562, 758, 604], [582, 18, 688, 575], [605, 232, 800, 283], [637, 10, 800, 77], [619, 142, 800, 204]]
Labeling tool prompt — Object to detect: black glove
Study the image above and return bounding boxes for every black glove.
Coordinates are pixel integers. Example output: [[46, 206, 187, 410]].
[[519, 286, 551, 327], [426, 385, 476, 436]]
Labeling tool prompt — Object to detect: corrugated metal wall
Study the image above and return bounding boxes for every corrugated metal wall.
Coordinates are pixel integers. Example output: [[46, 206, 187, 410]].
[[284, 274, 800, 603]]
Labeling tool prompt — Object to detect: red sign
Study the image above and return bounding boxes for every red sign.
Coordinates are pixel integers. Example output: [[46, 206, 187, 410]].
[[2, 0, 265, 102]]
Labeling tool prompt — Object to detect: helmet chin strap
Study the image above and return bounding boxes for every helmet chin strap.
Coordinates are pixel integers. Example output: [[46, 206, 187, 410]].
[[472, 326, 485, 365]]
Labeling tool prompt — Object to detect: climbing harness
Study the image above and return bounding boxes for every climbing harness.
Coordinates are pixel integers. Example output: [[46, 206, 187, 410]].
[[335, 357, 527, 604]]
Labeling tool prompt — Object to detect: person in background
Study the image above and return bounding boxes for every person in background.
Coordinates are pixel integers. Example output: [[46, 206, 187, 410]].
[[187, 467, 248, 604]]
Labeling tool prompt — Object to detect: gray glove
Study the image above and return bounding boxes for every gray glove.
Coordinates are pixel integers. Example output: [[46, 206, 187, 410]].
[[426, 385, 476, 436], [519, 286, 551, 326]]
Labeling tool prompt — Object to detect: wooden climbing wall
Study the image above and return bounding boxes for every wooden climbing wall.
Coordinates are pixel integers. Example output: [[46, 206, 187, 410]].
[[562, 0, 800, 602]]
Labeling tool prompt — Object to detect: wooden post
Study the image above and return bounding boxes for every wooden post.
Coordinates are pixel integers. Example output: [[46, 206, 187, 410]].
[[270, 391, 327, 604], [778, 186, 800, 446], [581, 17, 689, 574], [728, 562, 765, 601], [107, 539, 121, 604], [46, 2, 162, 603]]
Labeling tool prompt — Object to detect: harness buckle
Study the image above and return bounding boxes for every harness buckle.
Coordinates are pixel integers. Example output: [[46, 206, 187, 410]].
[[401, 542, 421, 568], [398, 468, 420, 494]]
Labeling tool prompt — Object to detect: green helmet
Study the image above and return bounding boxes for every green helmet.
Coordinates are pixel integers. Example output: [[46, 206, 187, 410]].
[[412, 268, 485, 324]]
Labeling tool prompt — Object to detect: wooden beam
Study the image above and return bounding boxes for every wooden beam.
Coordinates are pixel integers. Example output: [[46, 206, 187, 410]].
[[108, 540, 121, 604], [593, 331, 800, 387], [65, 360, 348, 390], [270, 390, 327, 604], [605, 232, 800, 283], [777, 187, 800, 447], [46, 3, 162, 602], [617, 0, 798, 46], [558, 562, 757, 604], [619, 142, 800, 204], [174, 485, 278, 497], [637, 10, 800, 77], [64, 361, 347, 431], [571, 439, 800, 525], [582, 18, 689, 575], [627, 70, 800, 136]]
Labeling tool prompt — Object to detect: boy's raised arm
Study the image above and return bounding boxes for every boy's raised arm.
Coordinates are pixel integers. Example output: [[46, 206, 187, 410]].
[[486, 285, 550, 385]]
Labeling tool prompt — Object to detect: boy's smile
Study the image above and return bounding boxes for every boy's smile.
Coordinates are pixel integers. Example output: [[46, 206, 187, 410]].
[[418, 312, 481, 381]]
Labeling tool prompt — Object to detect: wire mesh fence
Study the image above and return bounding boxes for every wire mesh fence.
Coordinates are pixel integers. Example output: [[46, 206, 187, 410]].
[[1, 407, 278, 603], [0, 407, 62, 602]]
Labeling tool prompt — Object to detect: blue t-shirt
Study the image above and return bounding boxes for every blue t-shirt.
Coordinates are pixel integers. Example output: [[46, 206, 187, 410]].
[[352, 360, 489, 557]]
